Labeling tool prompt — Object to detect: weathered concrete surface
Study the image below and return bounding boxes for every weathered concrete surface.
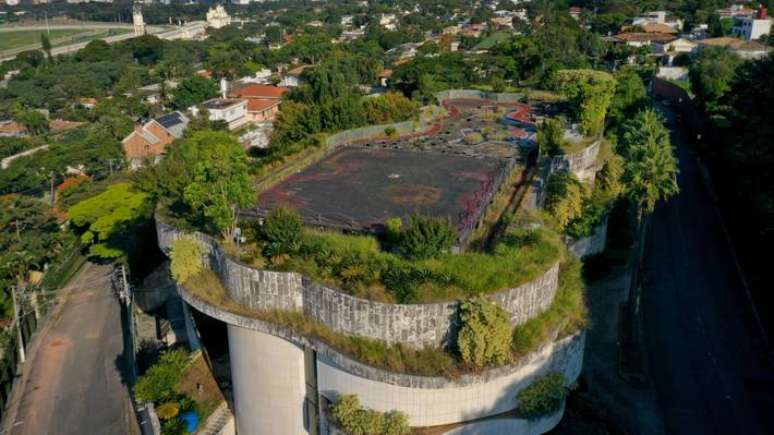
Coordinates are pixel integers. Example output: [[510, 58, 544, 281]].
[[566, 215, 608, 258], [6, 263, 138, 435], [548, 140, 601, 183], [157, 221, 559, 348]]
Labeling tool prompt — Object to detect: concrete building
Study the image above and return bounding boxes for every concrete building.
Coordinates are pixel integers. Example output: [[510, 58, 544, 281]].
[[201, 98, 248, 130], [157, 92, 602, 435], [228, 83, 287, 123], [731, 9, 772, 40], [206, 5, 232, 30]]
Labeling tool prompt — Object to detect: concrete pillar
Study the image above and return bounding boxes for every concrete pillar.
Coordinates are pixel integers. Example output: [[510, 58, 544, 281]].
[[227, 325, 308, 435]]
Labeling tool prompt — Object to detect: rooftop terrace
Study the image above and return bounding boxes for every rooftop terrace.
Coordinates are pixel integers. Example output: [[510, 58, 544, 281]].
[[257, 99, 540, 243]]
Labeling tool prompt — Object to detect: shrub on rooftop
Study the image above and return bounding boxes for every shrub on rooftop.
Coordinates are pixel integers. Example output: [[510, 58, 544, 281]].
[[517, 372, 568, 419], [399, 214, 458, 260], [262, 207, 303, 258], [330, 394, 410, 435], [457, 295, 512, 368], [169, 236, 204, 284]]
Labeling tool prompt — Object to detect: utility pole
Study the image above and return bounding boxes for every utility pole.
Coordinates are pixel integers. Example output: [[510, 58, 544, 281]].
[[49, 171, 56, 206], [11, 286, 26, 364]]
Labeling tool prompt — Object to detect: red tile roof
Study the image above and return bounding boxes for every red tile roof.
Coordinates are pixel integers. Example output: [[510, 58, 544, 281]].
[[246, 98, 281, 112], [230, 84, 288, 99]]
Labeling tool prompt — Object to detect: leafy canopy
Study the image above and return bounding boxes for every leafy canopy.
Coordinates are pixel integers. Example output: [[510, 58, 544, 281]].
[[517, 372, 567, 419], [619, 108, 679, 213], [556, 69, 616, 136], [182, 131, 256, 237], [67, 183, 150, 259]]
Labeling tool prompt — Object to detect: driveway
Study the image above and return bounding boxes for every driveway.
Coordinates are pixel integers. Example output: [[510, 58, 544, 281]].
[[641, 142, 774, 434], [8, 262, 139, 435]]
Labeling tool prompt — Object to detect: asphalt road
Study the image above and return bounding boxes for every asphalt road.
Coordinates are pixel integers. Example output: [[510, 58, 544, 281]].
[[10, 262, 138, 435], [642, 142, 774, 434]]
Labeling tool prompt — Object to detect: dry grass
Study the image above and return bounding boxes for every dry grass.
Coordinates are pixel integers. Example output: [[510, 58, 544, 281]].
[[175, 352, 225, 422]]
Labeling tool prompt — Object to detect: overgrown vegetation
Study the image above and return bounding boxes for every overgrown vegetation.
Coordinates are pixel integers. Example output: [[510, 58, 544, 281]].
[[330, 395, 410, 435], [169, 237, 204, 283], [394, 214, 457, 260], [181, 254, 586, 378], [517, 372, 568, 419], [457, 296, 511, 368]]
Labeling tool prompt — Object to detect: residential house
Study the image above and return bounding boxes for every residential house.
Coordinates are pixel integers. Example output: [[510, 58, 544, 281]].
[[653, 37, 698, 64], [121, 111, 189, 168], [697, 37, 772, 59], [716, 4, 756, 19], [228, 84, 288, 122], [731, 9, 772, 40], [201, 98, 248, 130], [633, 11, 683, 30], [613, 32, 677, 48], [78, 97, 98, 109], [0, 121, 26, 138], [379, 13, 398, 30]]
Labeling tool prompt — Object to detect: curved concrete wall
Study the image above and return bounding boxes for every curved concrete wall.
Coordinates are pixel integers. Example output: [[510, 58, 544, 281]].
[[566, 214, 608, 258], [228, 324, 308, 435], [157, 221, 559, 348], [442, 405, 564, 435], [316, 333, 583, 427]]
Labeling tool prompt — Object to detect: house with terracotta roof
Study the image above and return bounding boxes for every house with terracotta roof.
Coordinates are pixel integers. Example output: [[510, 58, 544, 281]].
[[697, 36, 772, 59], [0, 121, 26, 137], [612, 31, 677, 48], [228, 83, 289, 122], [121, 111, 189, 168]]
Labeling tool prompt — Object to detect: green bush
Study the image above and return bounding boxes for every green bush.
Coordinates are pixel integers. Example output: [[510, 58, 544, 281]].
[[134, 349, 189, 404], [330, 395, 410, 435], [262, 207, 303, 257], [457, 296, 512, 368], [170, 237, 204, 283], [544, 172, 587, 230], [399, 214, 457, 259], [517, 372, 567, 419], [538, 118, 566, 156]]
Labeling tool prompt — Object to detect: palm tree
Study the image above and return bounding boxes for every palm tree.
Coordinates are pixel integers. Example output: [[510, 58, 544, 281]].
[[620, 108, 679, 216], [619, 108, 679, 314]]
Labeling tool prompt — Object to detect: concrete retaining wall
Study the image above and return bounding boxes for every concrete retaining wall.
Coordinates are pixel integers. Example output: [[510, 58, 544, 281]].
[[442, 404, 564, 435], [177, 278, 583, 429], [566, 214, 608, 258], [548, 139, 601, 183], [157, 220, 559, 348], [317, 333, 583, 427]]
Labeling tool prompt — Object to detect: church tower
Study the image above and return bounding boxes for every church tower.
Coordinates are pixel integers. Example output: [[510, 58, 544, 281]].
[[132, 3, 146, 37]]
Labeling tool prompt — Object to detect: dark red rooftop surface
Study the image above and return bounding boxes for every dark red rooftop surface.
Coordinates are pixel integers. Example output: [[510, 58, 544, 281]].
[[259, 146, 511, 235]]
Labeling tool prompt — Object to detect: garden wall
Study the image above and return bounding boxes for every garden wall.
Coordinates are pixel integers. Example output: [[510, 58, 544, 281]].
[[157, 220, 559, 349]]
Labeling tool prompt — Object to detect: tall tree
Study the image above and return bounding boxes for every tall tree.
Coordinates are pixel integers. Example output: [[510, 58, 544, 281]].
[[40, 33, 52, 62], [181, 131, 256, 238], [619, 108, 679, 214]]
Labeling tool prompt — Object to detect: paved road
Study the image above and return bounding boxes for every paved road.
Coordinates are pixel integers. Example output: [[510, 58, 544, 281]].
[[642, 141, 774, 434], [9, 263, 138, 435]]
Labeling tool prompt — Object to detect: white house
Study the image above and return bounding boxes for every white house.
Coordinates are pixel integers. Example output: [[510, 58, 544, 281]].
[[633, 10, 683, 30], [731, 9, 772, 40], [201, 99, 248, 130], [379, 13, 398, 31]]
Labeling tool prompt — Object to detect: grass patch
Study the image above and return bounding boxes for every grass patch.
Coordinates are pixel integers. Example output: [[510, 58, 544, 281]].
[[259, 226, 563, 303], [511, 259, 587, 357], [174, 352, 225, 422], [560, 135, 599, 155]]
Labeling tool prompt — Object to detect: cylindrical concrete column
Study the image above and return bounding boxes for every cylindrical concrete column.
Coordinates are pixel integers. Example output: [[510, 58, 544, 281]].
[[228, 325, 308, 434]]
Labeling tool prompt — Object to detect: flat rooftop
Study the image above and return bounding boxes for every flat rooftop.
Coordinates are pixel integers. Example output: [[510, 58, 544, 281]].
[[202, 98, 245, 110], [259, 147, 510, 236]]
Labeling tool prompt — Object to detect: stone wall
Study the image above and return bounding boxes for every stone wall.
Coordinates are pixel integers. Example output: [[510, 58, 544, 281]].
[[158, 220, 560, 348], [566, 215, 608, 258], [548, 139, 601, 183]]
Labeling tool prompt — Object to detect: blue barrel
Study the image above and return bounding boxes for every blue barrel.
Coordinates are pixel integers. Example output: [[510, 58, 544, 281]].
[[180, 410, 199, 433]]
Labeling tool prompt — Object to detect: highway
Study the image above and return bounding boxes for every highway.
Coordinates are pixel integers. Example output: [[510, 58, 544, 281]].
[[0, 21, 206, 62]]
